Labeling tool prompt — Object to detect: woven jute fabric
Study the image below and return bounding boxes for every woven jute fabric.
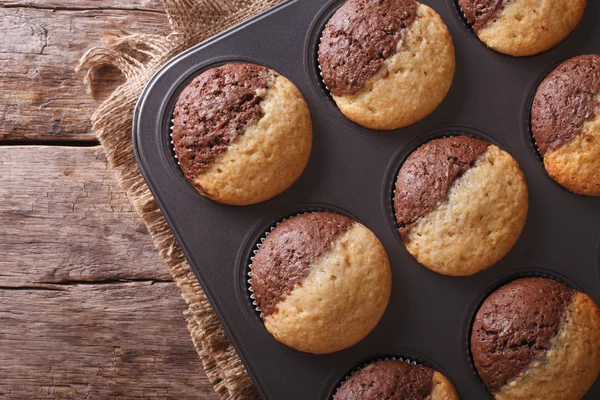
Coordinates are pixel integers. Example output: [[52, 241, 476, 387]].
[[77, 1, 281, 398]]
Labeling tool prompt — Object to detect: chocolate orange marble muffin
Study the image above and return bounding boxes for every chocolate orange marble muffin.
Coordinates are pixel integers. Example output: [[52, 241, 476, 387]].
[[250, 212, 391, 354], [318, 0, 455, 130], [471, 278, 600, 400], [458, 0, 586, 56], [172, 63, 312, 205], [531, 54, 600, 196], [394, 136, 528, 276], [334, 360, 459, 400]]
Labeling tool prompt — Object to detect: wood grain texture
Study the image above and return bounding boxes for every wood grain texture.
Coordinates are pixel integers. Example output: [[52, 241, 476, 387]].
[[0, 146, 169, 286], [1, 2, 219, 397], [2, 0, 165, 12], [0, 146, 217, 398], [0, 4, 168, 141], [0, 281, 217, 399]]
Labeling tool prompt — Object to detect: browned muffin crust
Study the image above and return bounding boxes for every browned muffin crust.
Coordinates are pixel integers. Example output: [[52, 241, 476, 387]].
[[251, 212, 353, 317], [471, 278, 574, 393], [318, 0, 417, 97], [531, 55, 600, 155], [394, 136, 490, 241], [334, 360, 434, 400], [172, 63, 271, 184], [458, 0, 506, 32]]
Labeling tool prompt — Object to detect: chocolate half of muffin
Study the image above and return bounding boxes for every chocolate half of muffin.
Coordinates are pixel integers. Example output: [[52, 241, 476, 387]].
[[393, 136, 528, 276], [173, 63, 272, 177], [318, 0, 418, 97], [458, 0, 507, 32], [334, 360, 458, 400], [251, 212, 391, 354], [531, 54, 600, 196], [471, 278, 600, 399], [172, 63, 312, 205]]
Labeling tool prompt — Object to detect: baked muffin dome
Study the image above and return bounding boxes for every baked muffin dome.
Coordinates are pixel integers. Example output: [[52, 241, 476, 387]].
[[250, 212, 391, 354], [458, 0, 586, 56], [471, 278, 600, 400], [334, 360, 458, 400], [172, 63, 312, 205], [318, 0, 455, 130], [394, 136, 528, 276], [531, 54, 600, 196]]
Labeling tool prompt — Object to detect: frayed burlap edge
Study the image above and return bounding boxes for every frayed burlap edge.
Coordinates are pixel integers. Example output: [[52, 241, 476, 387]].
[[77, 1, 281, 398]]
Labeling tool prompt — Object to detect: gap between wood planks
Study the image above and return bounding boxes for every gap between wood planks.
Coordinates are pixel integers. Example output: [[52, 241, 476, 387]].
[[1, 5, 165, 14], [0, 278, 174, 291], [0, 140, 100, 146], [0, 146, 172, 286]]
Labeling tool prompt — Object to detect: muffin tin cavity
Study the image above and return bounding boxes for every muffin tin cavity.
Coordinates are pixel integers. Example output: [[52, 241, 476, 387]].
[[464, 269, 582, 395]]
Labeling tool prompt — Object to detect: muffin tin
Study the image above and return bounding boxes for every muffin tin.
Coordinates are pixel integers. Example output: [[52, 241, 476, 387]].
[[132, 0, 600, 398]]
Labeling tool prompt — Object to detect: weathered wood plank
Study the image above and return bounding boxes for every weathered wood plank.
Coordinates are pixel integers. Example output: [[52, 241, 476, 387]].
[[0, 281, 218, 399], [0, 146, 170, 286], [0, 6, 168, 141], [0, 1, 221, 396], [2, 0, 165, 12], [0, 145, 217, 398]]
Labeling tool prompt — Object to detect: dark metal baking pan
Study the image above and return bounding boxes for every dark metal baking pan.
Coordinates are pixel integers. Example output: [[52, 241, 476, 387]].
[[133, 0, 600, 398]]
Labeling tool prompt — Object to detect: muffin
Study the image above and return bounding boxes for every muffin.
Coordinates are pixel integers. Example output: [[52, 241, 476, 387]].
[[172, 63, 312, 205], [531, 54, 600, 196], [394, 136, 528, 276], [250, 212, 391, 354], [471, 278, 600, 400], [318, 0, 455, 130], [458, 0, 586, 57], [334, 360, 459, 400]]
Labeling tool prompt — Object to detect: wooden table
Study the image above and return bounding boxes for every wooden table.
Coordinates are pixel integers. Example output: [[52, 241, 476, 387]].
[[0, 1, 218, 398]]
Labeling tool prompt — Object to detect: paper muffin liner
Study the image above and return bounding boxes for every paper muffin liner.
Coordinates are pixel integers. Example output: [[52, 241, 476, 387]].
[[316, 21, 333, 97], [464, 269, 581, 393], [527, 110, 544, 162], [246, 207, 354, 319], [524, 70, 545, 162], [169, 118, 180, 166], [330, 355, 428, 399]]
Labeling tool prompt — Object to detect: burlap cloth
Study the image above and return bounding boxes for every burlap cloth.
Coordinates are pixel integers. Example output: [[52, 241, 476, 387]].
[[77, 1, 282, 398]]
